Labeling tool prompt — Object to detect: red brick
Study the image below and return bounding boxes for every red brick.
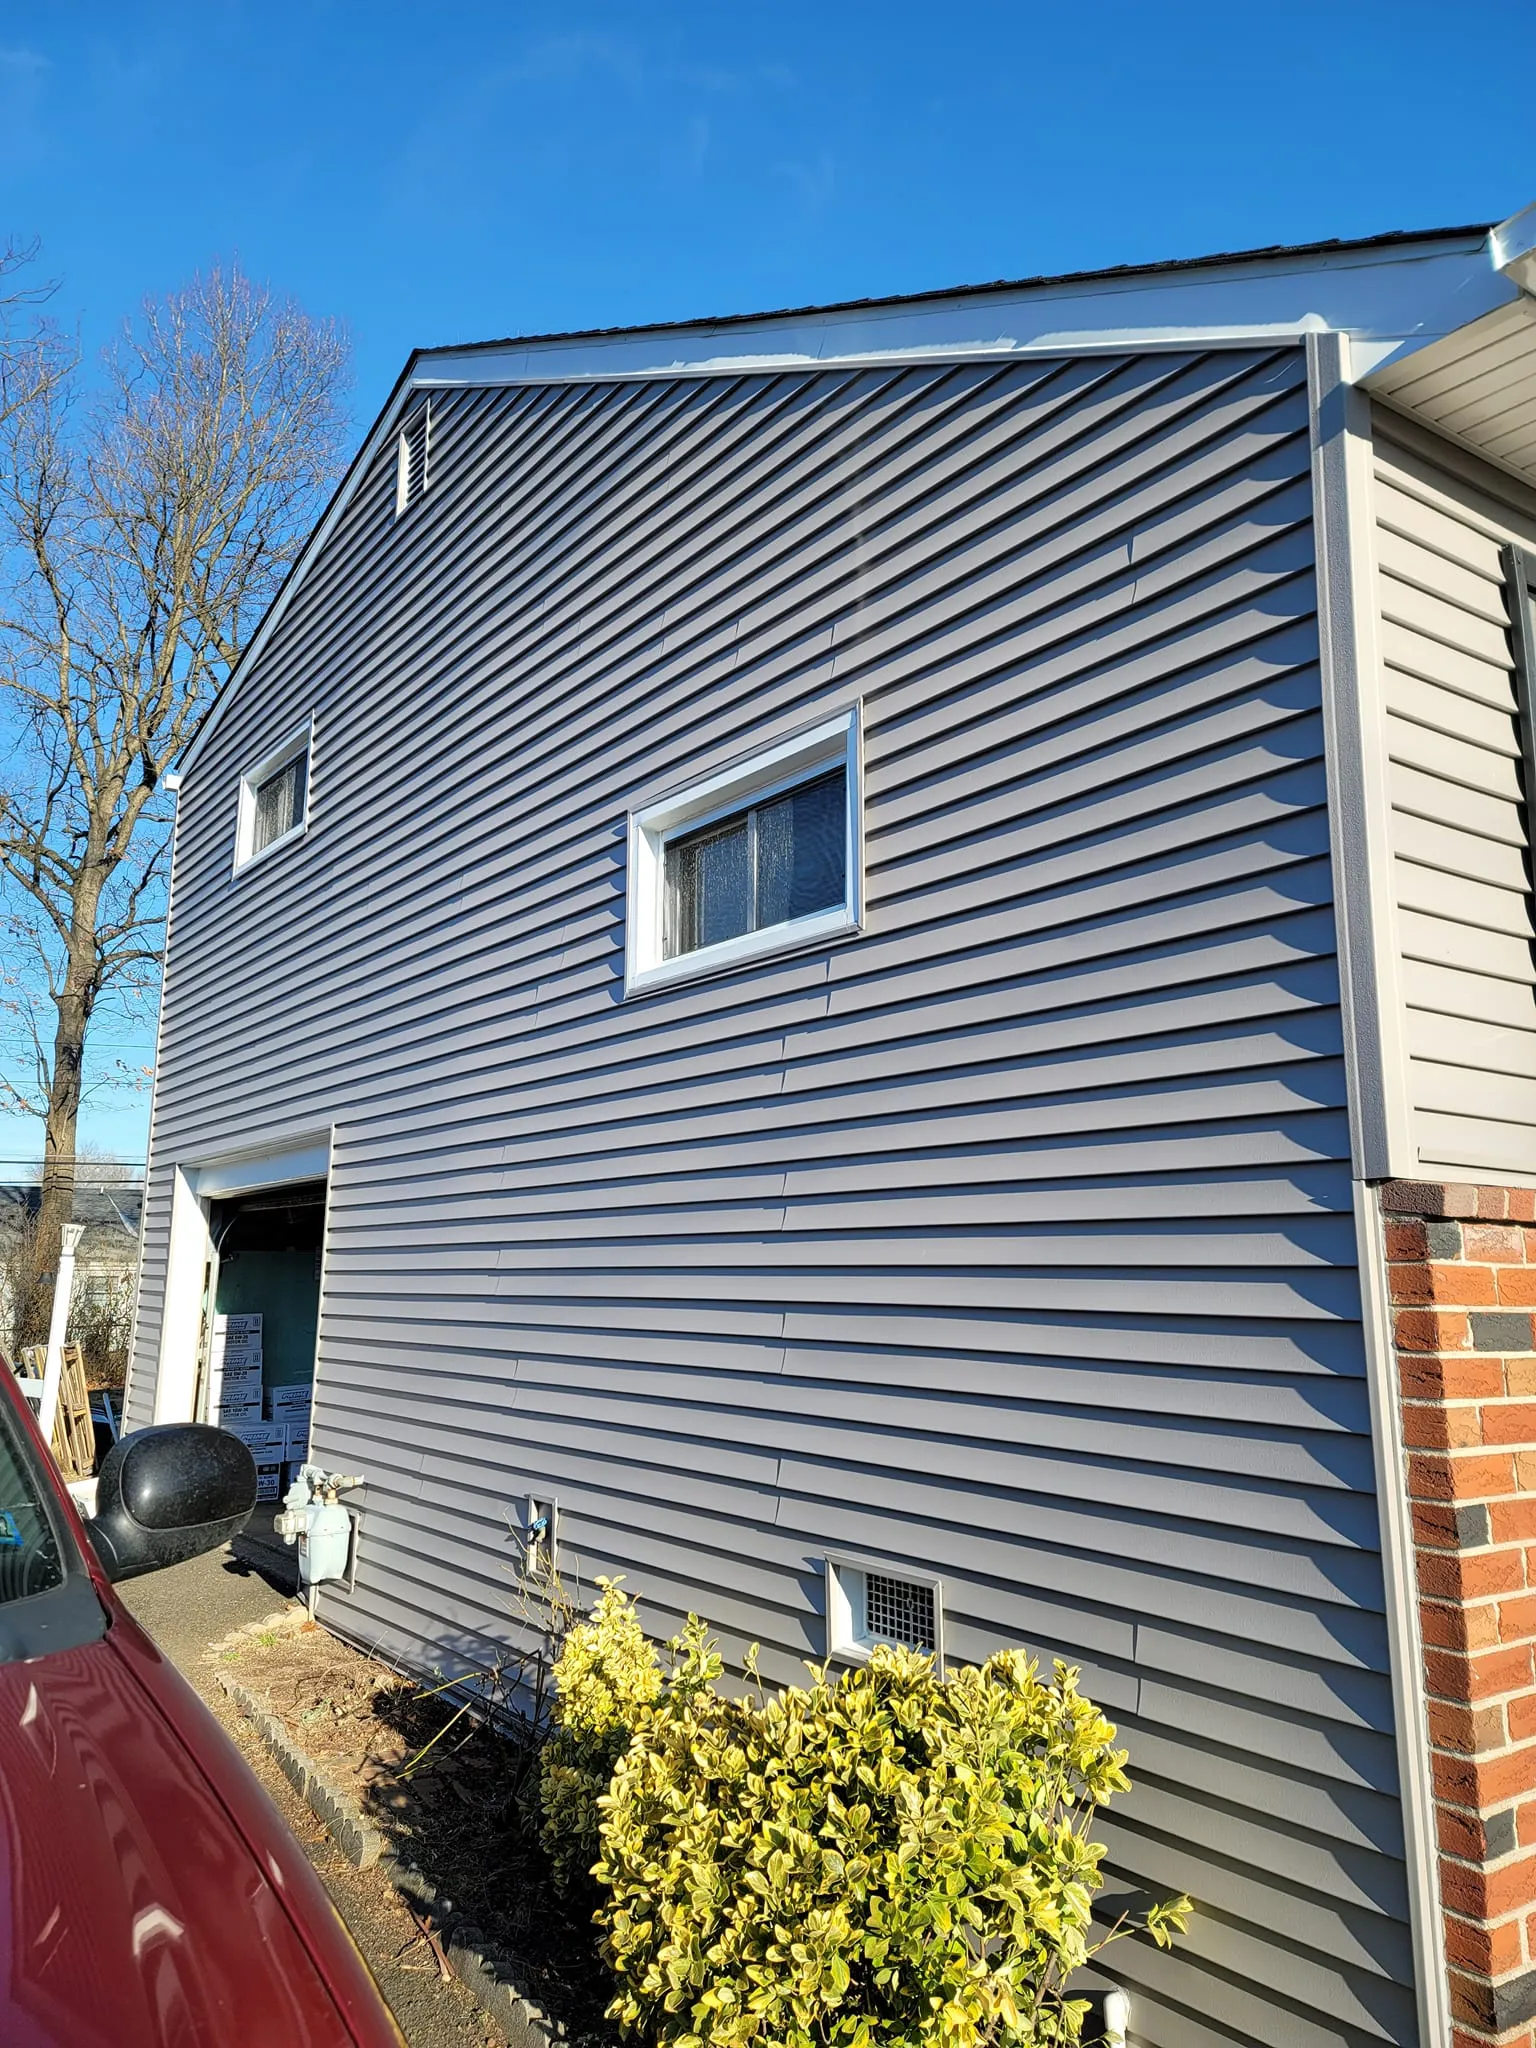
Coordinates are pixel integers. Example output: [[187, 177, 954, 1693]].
[[1417, 1500, 1465, 1548], [1383, 1180, 1479, 1217], [1478, 1186, 1513, 1221], [1412, 1451, 1517, 1501], [1450, 1986, 1501, 2043], [1425, 1641, 1536, 1703], [1404, 1402, 1483, 1450], [1393, 1263, 1499, 1307], [1510, 1359, 1536, 1397], [1501, 1269, 1536, 1309], [1512, 1695, 1536, 1745], [1430, 1696, 1508, 1757], [1445, 1907, 1525, 1975], [1500, 1594, 1536, 1643], [1519, 1799, 1536, 1847], [1398, 1308, 1474, 1353], [1450, 2016, 1502, 2048], [1467, 1223, 1530, 1262], [1474, 1744, 1536, 1810], [1451, 2024, 1535, 2048], [1473, 1645, 1536, 1698], [1512, 1188, 1536, 1223], [1441, 1804, 1489, 1859], [1422, 1549, 1528, 1602], [1388, 1219, 1431, 1259], [1492, 1501, 1536, 1544], [1485, 1404, 1536, 1447], [1403, 1356, 1508, 1401], [1423, 1598, 1502, 1650], [1519, 1453, 1536, 1494], [1457, 1848, 1536, 1918]]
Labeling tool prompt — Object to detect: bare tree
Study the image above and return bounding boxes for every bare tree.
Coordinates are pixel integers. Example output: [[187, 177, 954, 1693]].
[[0, 238, 68, 438], [0, 261, 350, 1338]]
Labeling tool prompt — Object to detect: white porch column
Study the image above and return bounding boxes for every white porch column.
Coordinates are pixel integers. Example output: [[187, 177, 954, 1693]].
[[38, 1222, 85, 1447]]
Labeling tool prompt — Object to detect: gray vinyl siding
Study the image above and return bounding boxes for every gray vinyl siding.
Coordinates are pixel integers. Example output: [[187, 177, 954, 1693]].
[[122, 1167, 171, 1431], [136, 347, 1413, 2047], [1370, 404, 1536, 1180]]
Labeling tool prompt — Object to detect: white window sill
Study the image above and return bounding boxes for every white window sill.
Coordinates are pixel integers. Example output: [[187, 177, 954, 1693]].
[[625, 903, 859, 998], [232, 822, 308, 881]]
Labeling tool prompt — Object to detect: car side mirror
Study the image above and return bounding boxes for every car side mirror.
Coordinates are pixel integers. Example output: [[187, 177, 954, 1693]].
[[86, 1424, 257, 1582]]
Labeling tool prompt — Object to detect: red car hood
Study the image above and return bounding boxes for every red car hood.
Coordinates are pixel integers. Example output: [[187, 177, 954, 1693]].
[[0, 1619, 366, 2047]]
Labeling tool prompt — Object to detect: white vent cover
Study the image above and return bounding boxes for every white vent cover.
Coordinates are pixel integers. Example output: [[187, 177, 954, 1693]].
[[865, 1570, 936, 1653], [396, 403, 430, 515], [825, 1554, 943, 1668]]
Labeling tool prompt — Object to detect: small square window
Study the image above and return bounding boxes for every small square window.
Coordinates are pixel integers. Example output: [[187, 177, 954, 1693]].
[[627, 710, 861, 995], [235, 724, 312, 872], [825, 1554, 944, 1668], [252, 751, 308, 855]]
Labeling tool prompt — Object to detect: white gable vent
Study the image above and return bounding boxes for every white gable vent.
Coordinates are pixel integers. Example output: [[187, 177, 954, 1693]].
[[395, 402, 430, 516], [825, 1554, 943, 1668]]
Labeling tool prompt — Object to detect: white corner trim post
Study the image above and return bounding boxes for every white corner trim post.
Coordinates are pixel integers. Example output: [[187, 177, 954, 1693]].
[[1306, 329, 1414, 1182], [37, 1221, 85, 1446], [1309, 330, 1451, 2048]]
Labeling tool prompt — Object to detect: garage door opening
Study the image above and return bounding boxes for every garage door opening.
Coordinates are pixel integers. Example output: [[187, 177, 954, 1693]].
[[196, 1177, 326, 1506]]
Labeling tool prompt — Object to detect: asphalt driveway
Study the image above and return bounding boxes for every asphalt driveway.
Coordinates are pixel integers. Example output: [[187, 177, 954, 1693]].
[[119, 1522, 506, 2048]]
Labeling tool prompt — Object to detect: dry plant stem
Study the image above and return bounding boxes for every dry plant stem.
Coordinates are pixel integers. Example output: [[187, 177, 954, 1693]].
[[0, 255, 348, 1319]]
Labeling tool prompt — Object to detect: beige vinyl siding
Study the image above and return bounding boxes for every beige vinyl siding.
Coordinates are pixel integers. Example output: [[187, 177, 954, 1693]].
[[132, 349, 1417, 2046], [1371, 405, 1536, 1180]]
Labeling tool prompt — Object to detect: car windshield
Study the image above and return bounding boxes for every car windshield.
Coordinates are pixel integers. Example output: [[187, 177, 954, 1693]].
[[0, 1391, 65, 1604]]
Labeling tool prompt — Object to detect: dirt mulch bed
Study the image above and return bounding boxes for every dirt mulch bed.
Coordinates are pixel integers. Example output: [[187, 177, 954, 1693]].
[[216, 1622, 618, 2047]]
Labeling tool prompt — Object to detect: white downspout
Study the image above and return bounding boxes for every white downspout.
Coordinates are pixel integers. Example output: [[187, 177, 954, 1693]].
[[1102, 1989, 1132, 2047]]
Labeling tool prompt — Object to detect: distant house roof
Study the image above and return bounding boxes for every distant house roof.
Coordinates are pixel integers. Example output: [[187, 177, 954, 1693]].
[[0, 1180, 143, 1244]]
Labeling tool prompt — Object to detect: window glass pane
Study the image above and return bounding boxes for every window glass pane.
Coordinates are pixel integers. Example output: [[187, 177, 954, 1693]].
[[251, 754, 306, 855], [755, 769, 846, 929], [664, 818, 750, 958], [0, 1400, 63, 1607]]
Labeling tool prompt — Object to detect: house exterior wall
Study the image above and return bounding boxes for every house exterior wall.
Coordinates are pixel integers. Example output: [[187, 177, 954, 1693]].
[[1369, 406, 1536, 1184], [130, 345, 1418, 2045], [1381, 1178, 1536, 2047]]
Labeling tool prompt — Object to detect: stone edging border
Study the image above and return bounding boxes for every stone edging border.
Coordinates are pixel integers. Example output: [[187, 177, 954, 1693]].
[[210, 1612, 562, 2048]]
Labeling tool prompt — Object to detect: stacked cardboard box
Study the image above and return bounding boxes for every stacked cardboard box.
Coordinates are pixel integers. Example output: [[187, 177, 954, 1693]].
[[210, 1312, 264, 1426], [219, 1413, 285, 1500], [267, 1380, 313, 1485]]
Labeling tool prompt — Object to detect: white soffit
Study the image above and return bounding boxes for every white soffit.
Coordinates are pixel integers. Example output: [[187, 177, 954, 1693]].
[[1363, 205, 1536, 489]]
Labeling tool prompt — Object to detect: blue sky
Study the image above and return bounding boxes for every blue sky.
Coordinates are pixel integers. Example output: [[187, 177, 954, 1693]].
[[1, 0, 1532, 1163]]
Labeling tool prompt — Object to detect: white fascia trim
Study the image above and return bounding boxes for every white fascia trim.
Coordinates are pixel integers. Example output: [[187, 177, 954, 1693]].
[[625, 706, 862, 999], [418, 240, 1510, 391], [179, 235, 1511, 784], [233, 714, 314, 876]]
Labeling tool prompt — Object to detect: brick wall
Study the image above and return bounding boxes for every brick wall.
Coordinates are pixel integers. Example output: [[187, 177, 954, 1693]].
[[1384, 1179, 1536, 2047]]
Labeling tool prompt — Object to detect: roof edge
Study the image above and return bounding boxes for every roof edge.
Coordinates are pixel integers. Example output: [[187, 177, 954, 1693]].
[[414, 222, 1496, 363]]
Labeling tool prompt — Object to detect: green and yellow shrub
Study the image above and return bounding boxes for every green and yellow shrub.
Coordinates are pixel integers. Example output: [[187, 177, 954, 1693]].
[[537, 1578, 662, 1895], [595, 1635, 1188, 2048]]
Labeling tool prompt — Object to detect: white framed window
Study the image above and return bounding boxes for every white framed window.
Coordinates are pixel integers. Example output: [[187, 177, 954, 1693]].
[[825, 1554, 944, 1669], [625, 707, 862, 997], [234, 721, 312, 873], [396, 401, 430, 516]]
